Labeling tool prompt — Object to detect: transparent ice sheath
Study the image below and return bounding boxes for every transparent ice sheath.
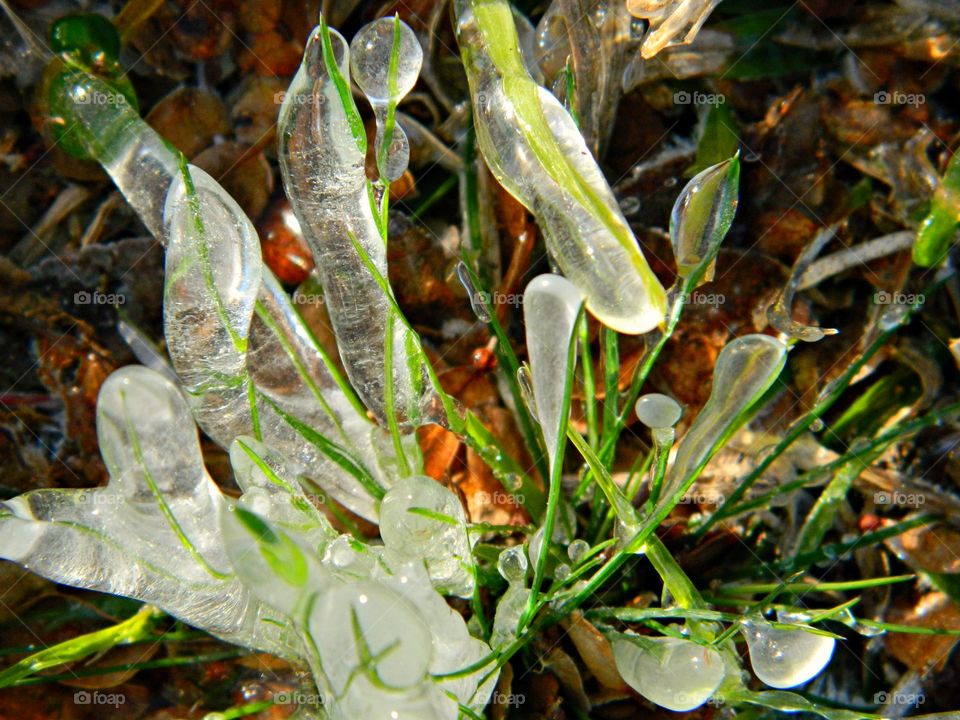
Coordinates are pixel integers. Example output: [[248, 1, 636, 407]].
[[278, 21, 441, 427], [661, 334, 787, 504], [455, 0, 667, 334], [0, 367, 296, 658]]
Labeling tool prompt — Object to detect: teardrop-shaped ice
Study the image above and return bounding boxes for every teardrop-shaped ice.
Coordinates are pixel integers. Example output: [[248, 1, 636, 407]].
[[742, 615, 836, 689], [379, 123, 411, 182], [670, 155, 739, 286], [497, 546, 528, 583], [634, 393, 682, 429], [380, 475, 474, 597], [523, 274, 584, 467], [611, 634, 725, 711], [349, 17, 423, 104], [661, 334, 787, 504]]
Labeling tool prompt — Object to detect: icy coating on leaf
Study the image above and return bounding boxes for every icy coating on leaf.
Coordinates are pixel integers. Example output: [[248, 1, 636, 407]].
[[742, 614, 836, 689], [278, 20, 441, 426], [661, 334, 787, 503], [611, 633, 725, 711], [626, 0, 723, 59], [455, 0, 667, 334], [523, 274, 584, 467], [0, 367, 294, 658], [670, 154, 739, 286]]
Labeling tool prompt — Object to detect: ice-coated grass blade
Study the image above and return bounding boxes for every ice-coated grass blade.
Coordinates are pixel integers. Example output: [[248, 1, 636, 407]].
[[455, 0, 667, 334]]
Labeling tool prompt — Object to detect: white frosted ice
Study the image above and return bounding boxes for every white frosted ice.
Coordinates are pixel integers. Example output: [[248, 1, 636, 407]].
[[635, 393, 682, 429], [611, 633, 725, 711], [523, 274, 584, 468]]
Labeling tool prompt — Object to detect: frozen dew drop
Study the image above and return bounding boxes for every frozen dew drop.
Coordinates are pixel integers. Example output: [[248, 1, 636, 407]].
[[810, 418, 825, 432], [619, 195, 641, 216], [349, 17, 423, 105], [555, 563, 571, 582], [634, 393, 682, 429], [497, 546, 528, 584], [662, 334, 787, 504], [741, 615, 836, 689], [455, 261, 492, 323], [311, 580, 433, 694], [567, 538, 590, 564], [611, 634, 725, 711]]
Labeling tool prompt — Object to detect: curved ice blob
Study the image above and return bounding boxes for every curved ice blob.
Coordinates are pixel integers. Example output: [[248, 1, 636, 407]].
[[0, 366, 293, 657], [380, 475, 475, 597], [742, 615, 836, 689], [611, 633, 725, 711], [523, 274, 584, 468]]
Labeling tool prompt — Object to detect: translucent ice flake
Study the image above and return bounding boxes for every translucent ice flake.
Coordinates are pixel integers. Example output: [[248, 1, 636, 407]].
[[455, 0, 667, 334], [670, 154, 740, 286], [350, 17, 423, 183], [0, 366, 292, 658], [279, 19, 441, 426], [626, 0, 723, 59], [742, 615, 836, 689], [523, 274, 584, 467], [611, 633, 725, 711], [661, 334, 787, 504], [379, 475, 474, 597]]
